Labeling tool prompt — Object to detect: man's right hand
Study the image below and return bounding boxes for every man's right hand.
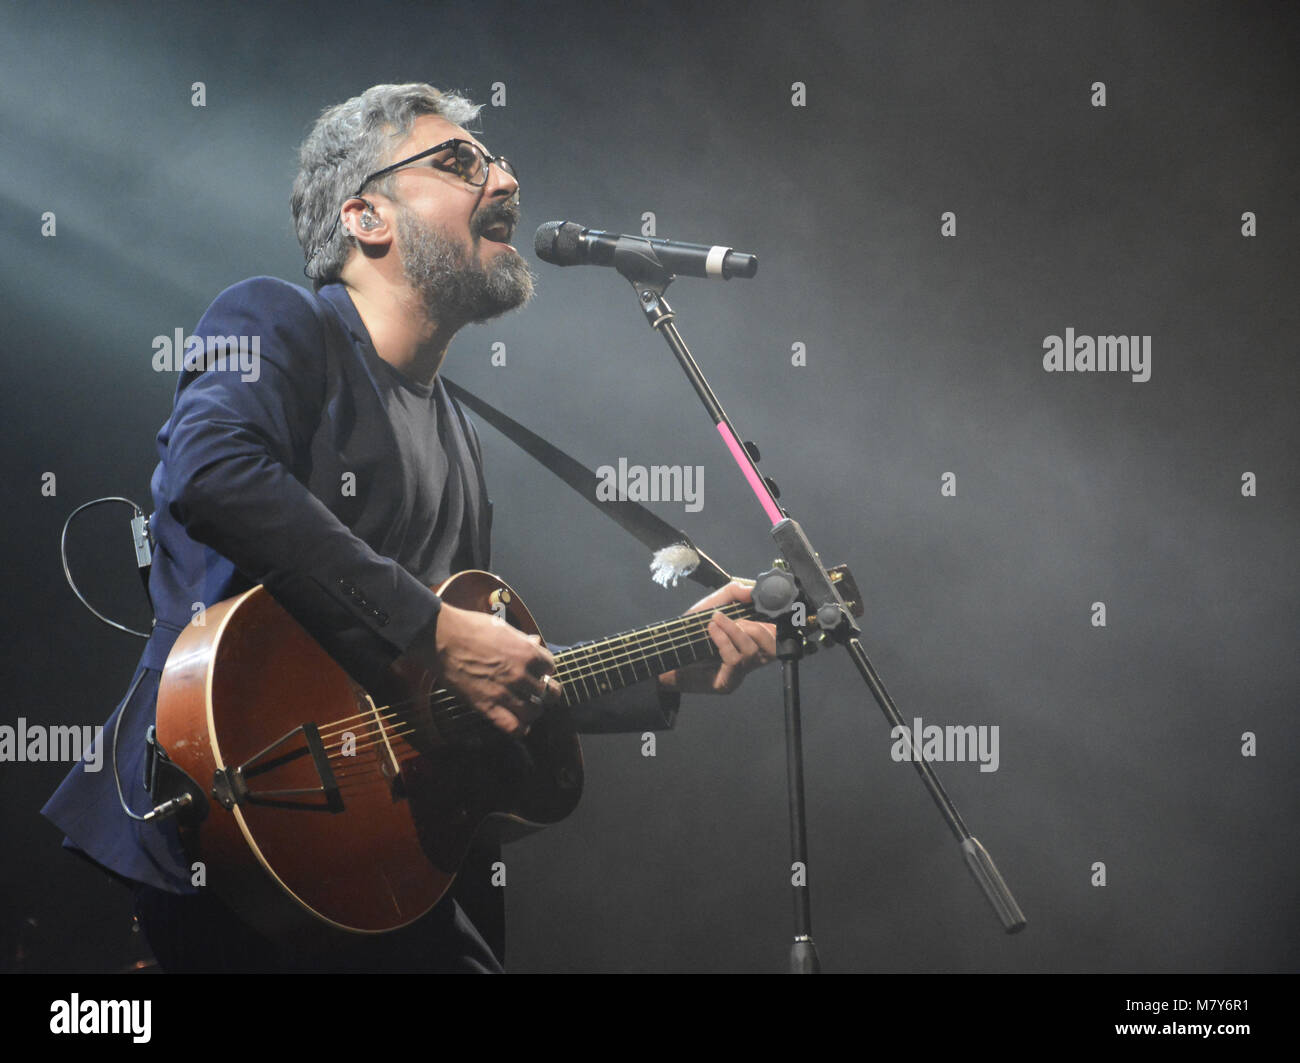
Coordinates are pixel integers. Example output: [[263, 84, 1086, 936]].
[[415, 602, 559, 736]]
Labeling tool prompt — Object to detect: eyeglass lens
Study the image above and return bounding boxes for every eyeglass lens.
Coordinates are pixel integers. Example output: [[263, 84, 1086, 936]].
[[442, 142, 515, 186]]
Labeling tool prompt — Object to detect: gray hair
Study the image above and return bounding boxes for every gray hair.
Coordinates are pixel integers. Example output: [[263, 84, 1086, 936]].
[[292, 83, 482, 289]]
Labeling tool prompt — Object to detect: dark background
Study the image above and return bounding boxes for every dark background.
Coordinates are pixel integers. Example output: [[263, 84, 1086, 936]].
[[2, 0, 1296, 973]]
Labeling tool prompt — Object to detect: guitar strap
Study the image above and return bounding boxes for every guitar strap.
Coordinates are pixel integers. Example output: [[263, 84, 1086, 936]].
[[132, 374, 728, 592], [442, 378, 732, 591]]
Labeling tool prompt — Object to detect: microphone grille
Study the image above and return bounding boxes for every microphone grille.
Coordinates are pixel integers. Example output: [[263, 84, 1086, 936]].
[[534, 221, 562, 261], [534, 220, 584, 265]]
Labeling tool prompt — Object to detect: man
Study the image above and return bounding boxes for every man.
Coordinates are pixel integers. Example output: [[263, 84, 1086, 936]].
[[43, 83, 775, 972]]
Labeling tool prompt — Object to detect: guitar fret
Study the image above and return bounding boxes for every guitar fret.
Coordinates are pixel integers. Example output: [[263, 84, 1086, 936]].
[[566, 639, 596, 702], [593, 638, 618, 695], [615, 633, 638, 688], [579, 638, 615, 697], [555, 605, 753, 705]]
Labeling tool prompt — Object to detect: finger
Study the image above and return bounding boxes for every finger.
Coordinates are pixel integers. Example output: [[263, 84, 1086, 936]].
[[713, 610, 778, 668], [708, 612, 746, 691], [688, 589, 730, 614], [518, 672, 561, 708], [540, 673, 564, 705], [738, 618, 778, 659], [525, 641, 557, 676], [711, 609, 762, 661], [497, 684, 544, 727], [508, 673, 546, 709], [485, 702, 532, 736], [686, 576, 759, 608]]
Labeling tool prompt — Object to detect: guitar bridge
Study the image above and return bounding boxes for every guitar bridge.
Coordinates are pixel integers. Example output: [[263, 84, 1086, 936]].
[[212, 722, 343, 813]]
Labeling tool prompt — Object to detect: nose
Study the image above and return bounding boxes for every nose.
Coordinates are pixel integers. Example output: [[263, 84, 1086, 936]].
[[484, 157, 519, 201]]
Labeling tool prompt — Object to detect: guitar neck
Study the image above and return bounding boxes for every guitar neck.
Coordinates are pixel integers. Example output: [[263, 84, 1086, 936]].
[[555, 601, 754, 705]]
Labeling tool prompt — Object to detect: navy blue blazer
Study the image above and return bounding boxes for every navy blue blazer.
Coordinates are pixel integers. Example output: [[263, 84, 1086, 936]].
[[44, 276, 677, 892]]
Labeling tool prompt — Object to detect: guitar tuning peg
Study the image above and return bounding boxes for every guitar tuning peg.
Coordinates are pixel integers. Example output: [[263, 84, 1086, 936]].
[[763, 476, 781, 500], [744, 440, 761, 462]]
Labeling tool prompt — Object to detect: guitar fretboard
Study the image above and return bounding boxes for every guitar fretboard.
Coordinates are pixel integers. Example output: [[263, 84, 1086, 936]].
[[554, 601, 754, 703]]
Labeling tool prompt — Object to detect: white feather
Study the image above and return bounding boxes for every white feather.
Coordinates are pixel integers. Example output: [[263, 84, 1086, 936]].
[[650, 543, 700, 588]]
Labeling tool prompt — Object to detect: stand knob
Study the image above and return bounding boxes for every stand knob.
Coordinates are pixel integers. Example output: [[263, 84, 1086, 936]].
[[753, 567, 798, 617]]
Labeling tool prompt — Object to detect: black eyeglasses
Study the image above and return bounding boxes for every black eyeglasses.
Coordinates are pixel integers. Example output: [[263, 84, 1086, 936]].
[[356, 138, 518, 194], [305, 139, 519, 278]]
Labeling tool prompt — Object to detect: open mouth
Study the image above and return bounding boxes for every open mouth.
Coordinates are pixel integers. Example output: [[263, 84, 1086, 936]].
[[479, 219, 515, 245]]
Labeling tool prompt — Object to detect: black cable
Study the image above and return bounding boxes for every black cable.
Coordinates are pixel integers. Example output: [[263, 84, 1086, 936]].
[[111, 666, 152, 822], [60, 497, 152, 639]]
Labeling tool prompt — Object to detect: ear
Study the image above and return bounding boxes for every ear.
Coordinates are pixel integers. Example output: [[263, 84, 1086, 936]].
[[340, 196, 390, 248]]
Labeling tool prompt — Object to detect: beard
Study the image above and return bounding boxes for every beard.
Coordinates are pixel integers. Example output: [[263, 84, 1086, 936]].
[[395, 206, 534, 326]]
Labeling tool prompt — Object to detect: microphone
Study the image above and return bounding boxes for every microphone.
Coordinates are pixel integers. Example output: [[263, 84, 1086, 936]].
[[534, 221, 758, 280]]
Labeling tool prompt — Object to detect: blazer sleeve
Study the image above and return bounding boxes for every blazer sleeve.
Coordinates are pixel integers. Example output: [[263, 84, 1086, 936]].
[[162, 276, 443, 684], [542, 639, 680, 734], [571, 682, 681, 734]]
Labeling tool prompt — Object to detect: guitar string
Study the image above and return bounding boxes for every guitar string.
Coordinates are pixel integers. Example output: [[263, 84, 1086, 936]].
[[276, 619, 725, 798], [320, 609, 731, 750], [241, 603, 751, 796], [293, 602, 740, 746], [321, 620, 723, 764], [289, 603, 741, 775], [316, 602, 748, 744], [313, 615, 730, 789]]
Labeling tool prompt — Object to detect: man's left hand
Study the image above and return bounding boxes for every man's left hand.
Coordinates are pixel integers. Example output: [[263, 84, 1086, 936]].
[[657, 582, 777, 695]]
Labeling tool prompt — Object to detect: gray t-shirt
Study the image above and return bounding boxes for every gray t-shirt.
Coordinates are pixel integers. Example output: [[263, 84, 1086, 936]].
[[370, 356, 479, 586]]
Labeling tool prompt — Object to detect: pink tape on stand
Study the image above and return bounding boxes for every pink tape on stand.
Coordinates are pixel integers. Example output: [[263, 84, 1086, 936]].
[[716, 422, 783, 526]]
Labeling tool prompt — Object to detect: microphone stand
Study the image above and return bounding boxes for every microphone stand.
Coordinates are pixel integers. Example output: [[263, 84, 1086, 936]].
[[614, 252, 1026, 973]]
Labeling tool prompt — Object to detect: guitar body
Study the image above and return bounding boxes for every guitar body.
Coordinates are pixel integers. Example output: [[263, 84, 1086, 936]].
[[155, 570, 583, 944]]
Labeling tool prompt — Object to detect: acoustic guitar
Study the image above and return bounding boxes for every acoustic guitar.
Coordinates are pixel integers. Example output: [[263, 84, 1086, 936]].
[[155, 567, 859, 944]]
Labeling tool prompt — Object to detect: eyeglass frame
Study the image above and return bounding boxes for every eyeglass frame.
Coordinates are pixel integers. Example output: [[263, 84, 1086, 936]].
[[305, 138, 518, 279], [356, 137, 517, 194]]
